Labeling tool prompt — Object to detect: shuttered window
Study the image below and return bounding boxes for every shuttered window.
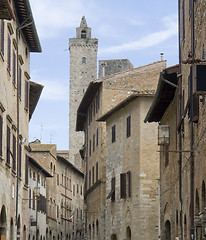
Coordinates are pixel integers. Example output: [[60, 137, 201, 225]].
[[13, 51, 16, 84], [93, 134, 95, 152], [7, 126, 10, 165], [120, 173, 126, 198], [111, 177, 115, 202], [33, 191, 35, 209], [89, 140, 91, 156], [96, 162, 98, 181], [0, 20, 4, 57], [12, 135, 16, 171], [126, 116, 131, 138], [112, 125, 116, 143], [7, 34, 11, 72], [25, 80, 29, 110], [57, 174, 59, 186], [18, 143, 22, 177], [0, 116, 2, 157], [92, 166, 94, 184], [25, 155, 28, 185], [18, 66, 22, 97], [89, 170, 91, 188], [127, 171, 131, 198], [29, 189, 31, 208], [96, 128, 98, 146]]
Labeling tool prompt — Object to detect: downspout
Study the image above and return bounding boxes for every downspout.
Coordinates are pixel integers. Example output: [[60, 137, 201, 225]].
[[178, 0, 183, 239], [190, 0, 195, 234], [15, 15, 33, 229]]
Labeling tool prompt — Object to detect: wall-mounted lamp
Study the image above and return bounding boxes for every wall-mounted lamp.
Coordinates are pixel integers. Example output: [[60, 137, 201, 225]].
[[158, 125, 170, 146]]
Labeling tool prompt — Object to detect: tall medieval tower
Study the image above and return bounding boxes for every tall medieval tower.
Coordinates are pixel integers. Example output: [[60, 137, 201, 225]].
[[69, 16, 98, 164]]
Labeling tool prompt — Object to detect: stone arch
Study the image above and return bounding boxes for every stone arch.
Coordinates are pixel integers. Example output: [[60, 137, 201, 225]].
[[126, 226, 131, 240], [0, 205, 7, 239], [111, 234, 118, 240], [165, 220, 171, 240], [81, 30, 86, 39]]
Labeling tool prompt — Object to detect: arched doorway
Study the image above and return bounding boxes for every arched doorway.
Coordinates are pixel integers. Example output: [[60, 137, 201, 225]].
[[111, 234, 118, 240], [126, 226, 131, 240], [23, 225, 26, 240], [10, 218, 14, 240], [165, 220, 171, 240], [0, 205, 7, 240]]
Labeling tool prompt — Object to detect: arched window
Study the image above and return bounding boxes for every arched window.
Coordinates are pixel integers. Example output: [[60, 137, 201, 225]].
[[126, 226, 131, 240], [165, 220, 171, 240], [82, 57, 86, 64], [81, 30, 86, 38]]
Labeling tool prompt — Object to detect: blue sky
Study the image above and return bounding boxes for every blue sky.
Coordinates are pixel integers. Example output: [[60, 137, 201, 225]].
[[29, 0, 178, 150]]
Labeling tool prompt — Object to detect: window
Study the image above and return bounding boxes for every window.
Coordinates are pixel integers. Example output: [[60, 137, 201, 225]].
[[81, 30, 86, 38], [96, 162, 98, 181], [93, 134, 95, 152], [25, 80, 29, 110], [77, 184, 79, 194], [25, 155, 28, 185], [106, 177, 115, 202], [82, 57, 86, 63], [12, 135, 16, 171], [33, 191, 35, 210], [0, 20, 5, 57], [57, 174, 59, 186], [7, 126, 11, 165], [96, 128, 98, 147], [89, 170, 91, 188], [202, 45, 205, 60], [112, 125, 116, 143], [7, 34, 11, 72], [73, 185, 75, 196], [120, 171, 132, 199], [0, 115, 3, 157], [18, 66, 22, 97], [89, 140, 91, 156], [92, 166, 94, 184], [126, 116, 131, 138], [165, 145, 169, 167], [13, 51, 16, 84], [29, 189, 31, 208]]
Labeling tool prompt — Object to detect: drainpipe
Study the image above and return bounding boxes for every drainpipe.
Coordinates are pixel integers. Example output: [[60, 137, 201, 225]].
[[190, 0, 195, 234], [178, 0, 183, 239], [15, 14, 33, 230]]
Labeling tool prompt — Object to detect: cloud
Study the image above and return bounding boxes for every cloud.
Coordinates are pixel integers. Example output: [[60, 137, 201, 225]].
[[36, 79, 68, 101], [99, 15, 178, 55]]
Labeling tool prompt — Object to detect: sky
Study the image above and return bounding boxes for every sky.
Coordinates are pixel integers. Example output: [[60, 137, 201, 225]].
[[29, 0, 178, 150]]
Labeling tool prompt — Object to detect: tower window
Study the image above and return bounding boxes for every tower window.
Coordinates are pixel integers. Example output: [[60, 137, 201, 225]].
[[82, 57, 86, 64], [81, 30, 86, 39]]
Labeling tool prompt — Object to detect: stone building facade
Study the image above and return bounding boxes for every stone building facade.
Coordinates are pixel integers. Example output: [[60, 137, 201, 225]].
[[76, 60, 166, 240], [29, 142, 84, 240], [0, 0, 41, 239], [69, 16, 98, 165], [98, 93, 160, 240], [145, 1, 206, 239], [28, 157, 52, 240]]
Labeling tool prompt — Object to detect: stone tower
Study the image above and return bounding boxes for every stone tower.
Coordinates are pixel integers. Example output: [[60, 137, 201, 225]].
[[69, 16, 98, 164]]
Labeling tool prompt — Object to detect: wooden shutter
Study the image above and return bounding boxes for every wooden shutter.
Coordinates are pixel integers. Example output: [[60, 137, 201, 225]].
[[111, 177, 115, 202], [127, 171, 131, 198], [93, 134, 95, 152], [120, 173, 126, 198], [33, 191, 35, 209], [92, 166, 94, 184], [96, 128, 98, 146], [25, 155, 28, 185], [7, 126, 10, 164], [7, 34, 11, 72], [18, 66, 22, 97], [0, 116, 2, 156], [0, 20, 4, 56], [96, 162, 98, 181], [126, 116, 131, 138], [13, 135, 16, 171], [25, 80, 29, 110], [89, 170, 91, 188], [29, 189, 31, 208], [13, 51, 16, 84], [112, 125, 116, 143]]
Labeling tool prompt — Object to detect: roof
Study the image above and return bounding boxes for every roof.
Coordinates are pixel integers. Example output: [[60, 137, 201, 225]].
[[29, 156, 53, 177], [144, 65, 179, 123], [57, 154, 84, 176], [14, 0, 41, 52], [29, 142, 56, 152], [0, 0, 15, 20], [76, 81, 101, 131], [98, 91, 154, 122], [29, 81, 43, 120]]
